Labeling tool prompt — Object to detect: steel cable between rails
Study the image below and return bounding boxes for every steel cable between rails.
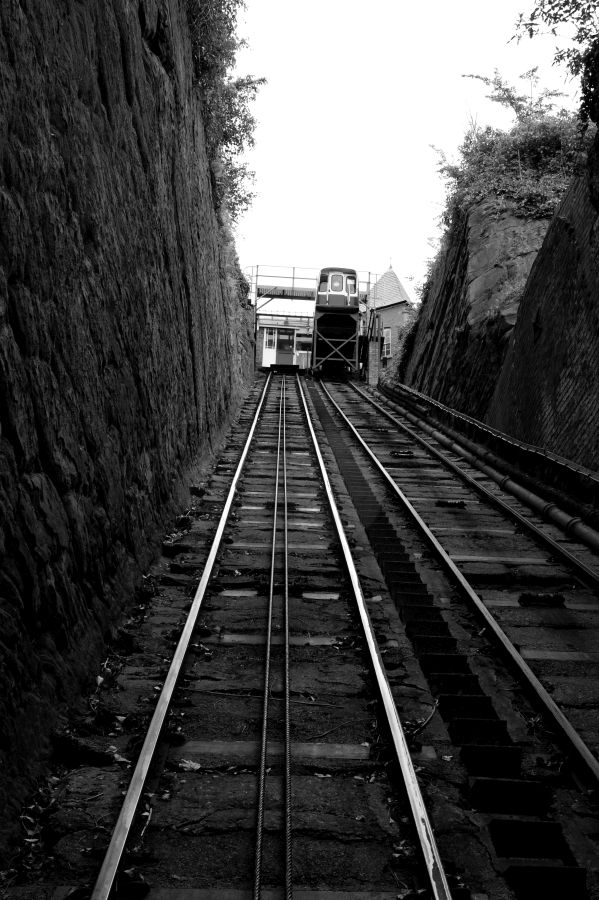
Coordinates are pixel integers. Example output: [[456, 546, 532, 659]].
[[283, 378, 293, 900], [253, 376, 293, 900]]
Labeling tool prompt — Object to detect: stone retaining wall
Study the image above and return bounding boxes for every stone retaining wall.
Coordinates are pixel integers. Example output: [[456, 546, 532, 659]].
[[0, 0, 253, 850], [486, 174, 599, 469], [399, 200, 550, 419]]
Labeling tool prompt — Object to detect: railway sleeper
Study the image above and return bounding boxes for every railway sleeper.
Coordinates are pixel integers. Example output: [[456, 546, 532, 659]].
[[468, 777, 550, 815], [504, 862, 587, 899]]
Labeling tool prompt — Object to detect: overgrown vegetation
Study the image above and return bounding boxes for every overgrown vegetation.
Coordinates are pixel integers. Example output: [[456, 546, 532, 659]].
[[186, 0, 264, 224], [515, 1, 599, 122], [398, 4, 599, 382], [435, 70, 593, 225], [396, 315, 420, 382], [403, 68, 594, 375]]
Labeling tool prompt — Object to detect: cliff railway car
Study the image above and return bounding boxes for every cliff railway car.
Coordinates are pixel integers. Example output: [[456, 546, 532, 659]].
[[311, 266, 360, 377]]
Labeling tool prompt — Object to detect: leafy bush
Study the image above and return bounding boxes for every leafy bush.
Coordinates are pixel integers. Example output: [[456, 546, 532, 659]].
[[516, 2, 599, 123], [187, 0, 239, 84], [186, 0, 264, 223], [203, 74, 265, 222], [436, 71, 594, 224], [405, 71, 596, 352]]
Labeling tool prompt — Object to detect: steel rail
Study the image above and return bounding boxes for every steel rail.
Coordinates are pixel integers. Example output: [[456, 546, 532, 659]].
[[349, 382, 599, 587], [297, 376, 453, 900], [253, 377, 284, 900], [382, 380, 599, 488], [283, 378, 293, 900], [90, 374, 272, 900], [253, 375, 294, 899], [320, 381, 599, 787], [366, 384, 599, 568]]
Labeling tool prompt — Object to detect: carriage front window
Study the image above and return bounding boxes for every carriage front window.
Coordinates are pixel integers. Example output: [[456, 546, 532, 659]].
[[265, 328, 276, 349], [330, 274, 343, 291], [347, 276, 356, 294]]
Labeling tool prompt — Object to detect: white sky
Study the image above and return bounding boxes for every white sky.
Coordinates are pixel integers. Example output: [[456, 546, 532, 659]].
[[234, 0, 577, 298]]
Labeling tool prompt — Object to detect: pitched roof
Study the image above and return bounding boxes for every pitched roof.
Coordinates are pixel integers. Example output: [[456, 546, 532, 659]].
[[367, 267, 413, 309]]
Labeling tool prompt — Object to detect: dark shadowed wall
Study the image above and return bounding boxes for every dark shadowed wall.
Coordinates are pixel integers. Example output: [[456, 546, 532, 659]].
[[0, 0, 253, 847], [486, 174, 599, 469], [399, 199, 551, 419]]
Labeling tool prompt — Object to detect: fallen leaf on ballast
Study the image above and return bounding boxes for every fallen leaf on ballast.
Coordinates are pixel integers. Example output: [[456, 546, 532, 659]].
[[178, 759, 202, 772]]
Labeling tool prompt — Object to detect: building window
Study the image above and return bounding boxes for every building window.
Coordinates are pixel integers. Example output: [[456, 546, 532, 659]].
[[265, 328, 276, 349], [382, 327, 391, 357]]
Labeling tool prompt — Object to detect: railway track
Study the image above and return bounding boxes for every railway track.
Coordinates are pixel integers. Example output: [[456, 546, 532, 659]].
[[309, 378, 599, 898], [15, 372, 457, 900], [4, 373, 599, 900]]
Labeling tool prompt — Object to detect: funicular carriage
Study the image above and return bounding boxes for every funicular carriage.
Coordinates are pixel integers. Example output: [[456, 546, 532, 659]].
[[311, 267, 360, 377], [253, 265, 362, 376]]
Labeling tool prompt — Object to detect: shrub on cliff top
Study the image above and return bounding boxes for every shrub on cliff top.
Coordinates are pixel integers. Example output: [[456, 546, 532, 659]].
[[187, 0, 239, 84], [186, 0, 264, 223], [436, 70, 594, 224]]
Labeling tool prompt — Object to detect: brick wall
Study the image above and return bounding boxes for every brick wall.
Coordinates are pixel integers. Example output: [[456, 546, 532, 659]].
[[378, 303, 416, 359]]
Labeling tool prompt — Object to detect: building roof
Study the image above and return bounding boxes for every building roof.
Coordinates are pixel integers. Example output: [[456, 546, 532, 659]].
[[367, 267, 413, 310]]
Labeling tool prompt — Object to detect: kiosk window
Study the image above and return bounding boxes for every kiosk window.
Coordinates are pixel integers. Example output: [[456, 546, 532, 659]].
[[277, 329, 294, 352], [382, 327, 391, 357]]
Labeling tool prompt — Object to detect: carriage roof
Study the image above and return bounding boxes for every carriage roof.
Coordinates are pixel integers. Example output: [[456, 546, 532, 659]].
[[318, 267, 357, 276]]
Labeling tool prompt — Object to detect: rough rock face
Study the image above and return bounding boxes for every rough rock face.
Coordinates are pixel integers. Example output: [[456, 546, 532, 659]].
[[0, 0, 253, 849], [399, 199, 551, 418], [486, 173, 599, 468]]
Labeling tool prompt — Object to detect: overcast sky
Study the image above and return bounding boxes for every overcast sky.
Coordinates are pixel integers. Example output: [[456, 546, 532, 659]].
[[233, 1, 577, 298]]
